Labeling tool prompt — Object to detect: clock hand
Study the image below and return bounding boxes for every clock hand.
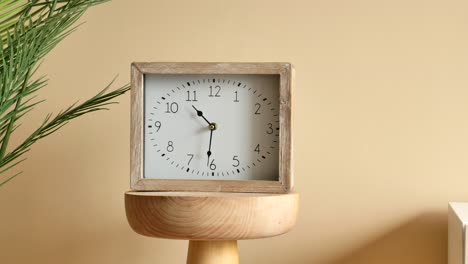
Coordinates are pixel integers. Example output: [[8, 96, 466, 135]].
[[191, 105, 217, 166], [192, 105, 212, 126], [207, 129, 213, 166]]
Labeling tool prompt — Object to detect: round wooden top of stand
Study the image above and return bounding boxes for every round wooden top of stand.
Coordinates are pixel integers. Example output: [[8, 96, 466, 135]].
[[125, 191, 299, 240]]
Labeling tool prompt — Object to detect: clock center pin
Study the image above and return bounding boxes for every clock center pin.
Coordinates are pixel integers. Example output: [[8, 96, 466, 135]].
[[209, 123, 218, 131]]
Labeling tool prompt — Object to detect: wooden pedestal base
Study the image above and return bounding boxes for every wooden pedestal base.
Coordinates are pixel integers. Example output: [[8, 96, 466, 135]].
[[187, 240, 239, 264], [125, 191, 298, 263]]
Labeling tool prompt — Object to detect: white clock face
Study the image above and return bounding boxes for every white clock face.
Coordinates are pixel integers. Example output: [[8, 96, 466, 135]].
[[143, 74, 279, 181]]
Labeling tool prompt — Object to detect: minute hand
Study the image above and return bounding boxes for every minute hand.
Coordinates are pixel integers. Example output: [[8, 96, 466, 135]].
[[207, 129, 213, 166]]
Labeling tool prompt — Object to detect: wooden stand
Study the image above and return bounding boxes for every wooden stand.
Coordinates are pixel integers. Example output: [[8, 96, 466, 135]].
[[187, 240, 239, 264], [125, 191, 298, 263]]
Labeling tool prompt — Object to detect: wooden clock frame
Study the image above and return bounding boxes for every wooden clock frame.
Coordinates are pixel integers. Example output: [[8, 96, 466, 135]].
[[130, 62, 294, 193]]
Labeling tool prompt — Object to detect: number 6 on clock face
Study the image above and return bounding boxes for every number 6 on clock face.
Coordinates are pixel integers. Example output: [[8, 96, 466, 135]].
[[130, 62, 293, 193]]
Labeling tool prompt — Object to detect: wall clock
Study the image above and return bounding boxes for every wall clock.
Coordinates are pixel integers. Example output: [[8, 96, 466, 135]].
[[130, 62, 293, 193]]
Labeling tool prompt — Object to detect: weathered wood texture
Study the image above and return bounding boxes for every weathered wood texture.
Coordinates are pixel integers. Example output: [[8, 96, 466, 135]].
[[130, 64, 144, 188], [125, 191, 299, 240], [130, 62, 294, 193], [187, 240, 239, 264]]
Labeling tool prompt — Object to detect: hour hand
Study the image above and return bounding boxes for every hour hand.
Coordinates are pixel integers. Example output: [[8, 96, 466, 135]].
[[192, 105, 211, 126]]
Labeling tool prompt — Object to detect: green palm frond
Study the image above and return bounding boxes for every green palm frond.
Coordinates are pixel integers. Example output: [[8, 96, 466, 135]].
[[0, 0, 130, 186]]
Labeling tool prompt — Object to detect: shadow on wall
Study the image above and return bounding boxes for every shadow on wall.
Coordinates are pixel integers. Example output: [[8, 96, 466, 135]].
[[328, 212, 448, 264]]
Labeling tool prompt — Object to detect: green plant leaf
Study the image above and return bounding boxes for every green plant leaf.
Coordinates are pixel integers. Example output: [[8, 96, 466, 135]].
[[0, 0, 129, 186]]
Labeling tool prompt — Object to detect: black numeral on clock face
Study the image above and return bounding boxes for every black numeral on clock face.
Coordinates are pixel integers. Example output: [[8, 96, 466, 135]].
[[186, 91, 198, 102], [254, 144, 260, 154], [234, 91, 239, 102], [154, 121, 161, 132], [254, 103, 261, 114], [167, 141, 174, 152], [232, 156, 240, 167], [187, 154, 194, 165], [209, 159, 217, 170], [209, 85, 221, 97], [165, 102, 179, 113], [266, 123, 273, 134]]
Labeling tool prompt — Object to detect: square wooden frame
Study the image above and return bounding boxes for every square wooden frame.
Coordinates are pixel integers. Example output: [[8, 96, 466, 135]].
[[130, 62, 294, 193]]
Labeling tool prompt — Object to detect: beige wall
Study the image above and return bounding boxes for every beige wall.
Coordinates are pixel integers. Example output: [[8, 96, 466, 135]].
[[1, 0, 468, 263]]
